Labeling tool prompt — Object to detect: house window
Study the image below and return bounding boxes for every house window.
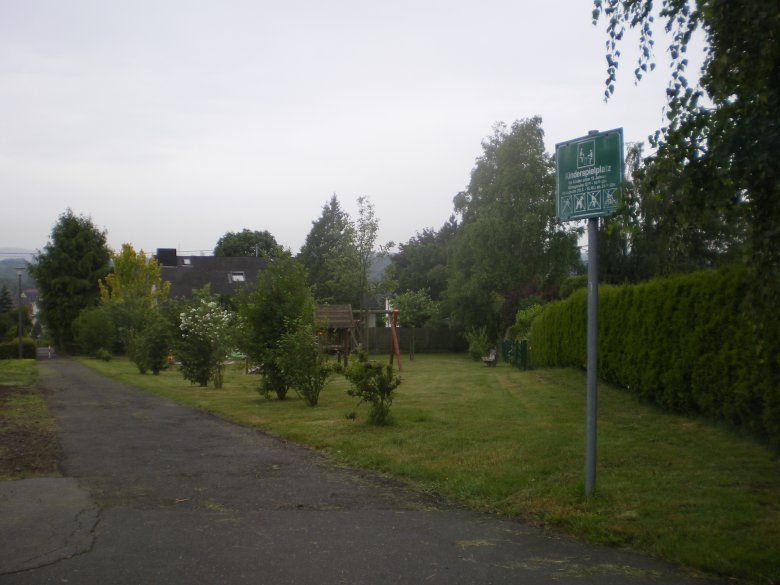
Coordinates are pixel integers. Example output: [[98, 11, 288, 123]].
[[229, 271, 246, 283], [182, 258, 192, 266]]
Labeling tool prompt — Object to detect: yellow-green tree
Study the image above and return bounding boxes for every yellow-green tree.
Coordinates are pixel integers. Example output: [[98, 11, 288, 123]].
[[96, 244, 171, 361], [99, 244, 169, 307]]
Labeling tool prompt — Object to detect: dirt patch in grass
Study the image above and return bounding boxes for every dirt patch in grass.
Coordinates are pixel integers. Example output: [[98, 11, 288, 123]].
[[0, 386, 62, 479]]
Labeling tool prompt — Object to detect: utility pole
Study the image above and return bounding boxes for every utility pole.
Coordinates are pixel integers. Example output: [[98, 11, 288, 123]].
[[16, 267, 23, 359]]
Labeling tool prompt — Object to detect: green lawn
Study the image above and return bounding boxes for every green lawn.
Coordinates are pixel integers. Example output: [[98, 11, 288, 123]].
[[0, 359, 38, 388], [0, 359, 60, 480], [78, 354, 780, 583]]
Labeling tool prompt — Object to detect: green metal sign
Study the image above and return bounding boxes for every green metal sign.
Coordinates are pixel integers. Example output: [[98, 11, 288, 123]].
[[555, 128, 624, 222]]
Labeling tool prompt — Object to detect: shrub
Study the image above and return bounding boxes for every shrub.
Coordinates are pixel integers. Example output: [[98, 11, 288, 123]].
[[239, 254, 313, 400], [559, 274, 587, 299], [94, 347, 112, 361], [73, 305, 116, 356], [465, 326, 489, 361], [128, 311, 172, 375], [513, 303, 543, 340], [0, 338, 37, 359], [344, 352, 401, 425], [177, 295, 237, 388], [276, 320, 332, 406]]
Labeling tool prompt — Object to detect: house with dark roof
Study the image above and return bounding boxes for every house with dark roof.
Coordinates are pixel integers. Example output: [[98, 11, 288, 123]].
[[155, 248, 266, 299]]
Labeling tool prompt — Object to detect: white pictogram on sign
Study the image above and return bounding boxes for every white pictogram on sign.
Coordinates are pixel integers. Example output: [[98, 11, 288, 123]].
[[575, 194, 585, 211], [577, 140, 595, 169], [604, 188, 617, 207], [588, 191, 601, 209]]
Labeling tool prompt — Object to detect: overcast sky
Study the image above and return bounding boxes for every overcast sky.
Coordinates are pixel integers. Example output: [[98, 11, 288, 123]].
[[0, 0, 704, 257]]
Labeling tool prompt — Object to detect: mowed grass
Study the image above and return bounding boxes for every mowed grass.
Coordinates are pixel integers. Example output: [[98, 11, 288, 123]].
[[78, 354, 780, 583], [0, 359, 61, 481], [0, 359, 38, 388]]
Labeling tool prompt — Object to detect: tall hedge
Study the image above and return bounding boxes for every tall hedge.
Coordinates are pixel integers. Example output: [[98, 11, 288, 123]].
[[0, 338, 38, 359], [529, 267, 780, 445]]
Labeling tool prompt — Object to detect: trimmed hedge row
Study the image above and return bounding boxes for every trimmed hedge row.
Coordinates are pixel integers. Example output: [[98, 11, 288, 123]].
[[0, 338, 38, 359], [529, 267, 780, 445]]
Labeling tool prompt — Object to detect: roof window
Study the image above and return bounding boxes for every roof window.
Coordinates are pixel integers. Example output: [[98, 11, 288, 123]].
[[229, 271, 246, 283]]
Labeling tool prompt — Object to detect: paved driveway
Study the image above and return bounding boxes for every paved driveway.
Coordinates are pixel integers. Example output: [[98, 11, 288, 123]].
[[0, 359, 714, 584]]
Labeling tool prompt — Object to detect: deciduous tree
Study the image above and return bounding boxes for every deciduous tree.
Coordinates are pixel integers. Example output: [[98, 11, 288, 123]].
[[95, 244, 171, 355], [392, 289, 438, 360], [448, 118, 580, 339], [240, 252, 314, 400], [214, 229, 279, 258], [389, 217, 457, 301], [593, 0, 777, 276]]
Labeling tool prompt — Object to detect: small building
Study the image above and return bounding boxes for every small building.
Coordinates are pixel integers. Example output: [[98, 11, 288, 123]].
[[155, 248, 266, 299]]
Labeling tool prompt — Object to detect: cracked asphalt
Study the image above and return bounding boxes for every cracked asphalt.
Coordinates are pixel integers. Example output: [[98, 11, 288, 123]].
[[0, 359, 720, 584]]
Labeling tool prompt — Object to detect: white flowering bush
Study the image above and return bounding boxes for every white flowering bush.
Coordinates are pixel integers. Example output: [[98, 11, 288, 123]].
[[177, 297, 237, 388]]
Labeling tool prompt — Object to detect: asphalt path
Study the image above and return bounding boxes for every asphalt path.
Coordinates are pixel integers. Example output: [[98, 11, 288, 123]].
[[0, 359, 718, 584]]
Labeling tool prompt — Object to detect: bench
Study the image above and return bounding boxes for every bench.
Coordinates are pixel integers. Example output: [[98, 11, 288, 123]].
[[481, 348, 497, 367]]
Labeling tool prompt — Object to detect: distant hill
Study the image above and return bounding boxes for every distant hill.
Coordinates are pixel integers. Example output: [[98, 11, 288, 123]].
[[368, 254, 392, 284], [0, 254, 36, 290]]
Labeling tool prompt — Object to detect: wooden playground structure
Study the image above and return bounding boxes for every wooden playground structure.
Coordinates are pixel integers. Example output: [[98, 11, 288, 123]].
[[314, 304, 403, 371]]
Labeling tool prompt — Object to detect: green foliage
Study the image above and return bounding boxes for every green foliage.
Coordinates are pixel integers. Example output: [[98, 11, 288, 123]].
[[240, 253, 314, 399], [448, 118, 580, 337], [100, 244, 170, 306], [298, 194, 359, 304], [0, 308, 32, 343], [559, 275, 587, 299], [593, 1, 779, 281], [512, 303, 543, 340], [0, 285, 12, 314], [95, 244, 171, 356], [29, 209, 112, 352], [276, 319, 332, 406], [596, 142, 747, 284], [530, 267, 780, 445], [392, 289, 438, 328], [392, 289, 439, 359], [464, 326, 489, 361], [344, 352, 401, 425], [128, 311, 172, 375], [176, 291, 237, 388], [214, 229, 279, 258], [73, 305, 117, 356], [0, 338, 37, 359], [389, 217, 458, 302], [94, 347, 112, 362], [354, 196, 390, 307]]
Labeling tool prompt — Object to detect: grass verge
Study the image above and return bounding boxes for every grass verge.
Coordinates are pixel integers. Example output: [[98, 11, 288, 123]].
[[78, 353, 779, 583], [0, 359, 61, 480]]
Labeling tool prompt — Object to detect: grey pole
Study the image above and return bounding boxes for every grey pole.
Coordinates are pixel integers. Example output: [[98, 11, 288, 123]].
[[16, 267, 23, 359], [585, 216, 598, 496]]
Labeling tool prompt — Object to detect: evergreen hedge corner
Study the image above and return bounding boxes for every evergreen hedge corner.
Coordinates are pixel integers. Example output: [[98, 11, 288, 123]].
[[528, 266, 780, 446]]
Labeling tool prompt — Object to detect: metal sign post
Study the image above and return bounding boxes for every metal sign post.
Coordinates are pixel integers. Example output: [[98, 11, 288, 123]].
[[585, 216, 598, 495], [555, 128, 624, 497]]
